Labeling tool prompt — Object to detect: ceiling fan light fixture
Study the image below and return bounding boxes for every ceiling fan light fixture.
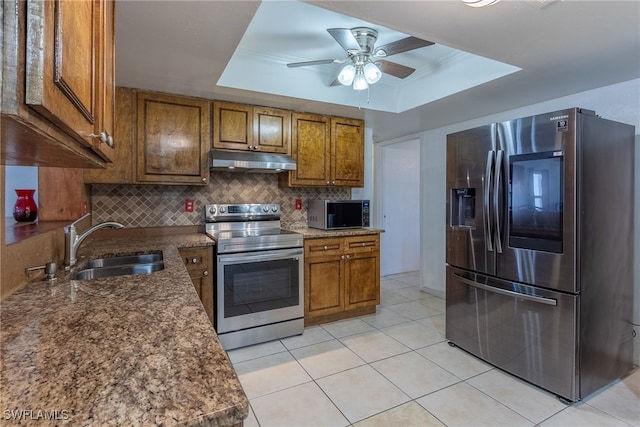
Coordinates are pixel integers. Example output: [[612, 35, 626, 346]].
[[337, 63, 356, 86], [352, 67, 369, 91], [363, 62, 382, 84], [461, 0, 500, 6]]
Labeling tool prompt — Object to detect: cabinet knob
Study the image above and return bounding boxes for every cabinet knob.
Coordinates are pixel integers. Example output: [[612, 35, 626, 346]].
[[341, 255, 345, 259], [332, 181, 336, 185], [201, 177, 207, 182], [362, 242, 366, 247], [91, 131, 114, 148], [323, 245, 328, 250], [326, 181, 330, 185], [346, 254, 351, 259], [203, 270, 209, 276], [191, 258, 198, 263]]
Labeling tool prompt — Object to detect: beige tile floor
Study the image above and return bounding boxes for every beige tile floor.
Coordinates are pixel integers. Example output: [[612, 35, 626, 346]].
[[228, 271, 640, 427]]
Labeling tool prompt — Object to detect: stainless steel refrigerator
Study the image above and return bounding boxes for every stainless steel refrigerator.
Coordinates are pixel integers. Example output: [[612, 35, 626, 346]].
[[445, 108, 635, 402]]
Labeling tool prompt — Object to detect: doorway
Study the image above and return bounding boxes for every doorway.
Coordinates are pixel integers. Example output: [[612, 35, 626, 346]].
[[376, 139, 420, 276]]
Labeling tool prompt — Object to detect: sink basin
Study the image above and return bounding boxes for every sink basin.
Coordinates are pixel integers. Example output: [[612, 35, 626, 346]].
[[86, 253, 163, 268], [70, 252, 164, 281]]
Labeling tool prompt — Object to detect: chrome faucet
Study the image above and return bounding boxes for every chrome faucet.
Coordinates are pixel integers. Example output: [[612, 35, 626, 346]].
[[64, 213, 124, 268]]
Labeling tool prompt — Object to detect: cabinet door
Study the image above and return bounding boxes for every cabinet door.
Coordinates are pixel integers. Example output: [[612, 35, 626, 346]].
[[305, 255, 344, 317], [344, 251, 380, 309], [84, 87, 136, 183], [92, 0, 116, 161], [179, 247, 214, 323], [254, 107, 291, 154], [331, 117, 364, 187], [24, 0, 105, 158], [287, 113, 331, 186], [213, 102, 253, 150], [137, 92, 210, 185]]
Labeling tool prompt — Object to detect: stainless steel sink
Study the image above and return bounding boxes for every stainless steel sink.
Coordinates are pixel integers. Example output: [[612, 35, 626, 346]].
[[70, 252, 164, 281], [86, 253, 163, 268]]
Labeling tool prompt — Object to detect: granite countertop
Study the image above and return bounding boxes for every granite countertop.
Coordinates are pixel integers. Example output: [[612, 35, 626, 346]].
[[286, 227, 384, 238], [0, 233, 248, 426]]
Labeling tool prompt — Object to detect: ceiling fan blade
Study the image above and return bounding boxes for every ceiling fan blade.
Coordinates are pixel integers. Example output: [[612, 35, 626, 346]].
[[377, 60, 416, 79], [327, 28, 360, 52], [287, 58, 345, 68], [374, 36, 434, 57]]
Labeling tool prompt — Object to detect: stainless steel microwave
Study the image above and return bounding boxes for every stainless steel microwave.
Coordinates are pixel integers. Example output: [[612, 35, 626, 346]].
[[308, 200, 370, 230]]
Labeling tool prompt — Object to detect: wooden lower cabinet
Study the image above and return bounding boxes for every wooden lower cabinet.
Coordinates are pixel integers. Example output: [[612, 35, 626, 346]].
[[304, 234, 380, 326], [179, 246, 214, 323]]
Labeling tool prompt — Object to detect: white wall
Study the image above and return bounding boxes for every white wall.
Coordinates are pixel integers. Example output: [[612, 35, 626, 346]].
[[416, 78, 640, 362]]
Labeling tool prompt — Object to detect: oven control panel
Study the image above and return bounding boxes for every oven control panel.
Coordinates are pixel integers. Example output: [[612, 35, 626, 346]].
[[205, 203, 280, 222]]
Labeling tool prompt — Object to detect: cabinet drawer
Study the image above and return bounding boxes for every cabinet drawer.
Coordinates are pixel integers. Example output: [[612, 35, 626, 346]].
[[345, 235, 379, 253], [304, 238, 344, 257], [179, 247, 210, 272]]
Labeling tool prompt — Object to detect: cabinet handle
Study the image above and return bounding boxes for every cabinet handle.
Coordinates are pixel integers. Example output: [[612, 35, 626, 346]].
[[91, 131, 115, 148], [203, 270, 209, 276]]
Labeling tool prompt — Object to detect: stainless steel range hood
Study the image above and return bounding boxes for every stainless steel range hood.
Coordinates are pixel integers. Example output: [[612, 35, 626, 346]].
[[209, 149, 296, 173]]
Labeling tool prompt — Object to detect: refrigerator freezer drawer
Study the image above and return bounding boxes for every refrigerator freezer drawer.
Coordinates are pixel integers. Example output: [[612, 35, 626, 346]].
[[445, 266, 579, 401]]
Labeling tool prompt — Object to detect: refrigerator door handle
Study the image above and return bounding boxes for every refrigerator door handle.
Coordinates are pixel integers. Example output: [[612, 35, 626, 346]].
[[484, 151, 495, 252], [494, 149, 505, 253], [453, 272, 558, 306]]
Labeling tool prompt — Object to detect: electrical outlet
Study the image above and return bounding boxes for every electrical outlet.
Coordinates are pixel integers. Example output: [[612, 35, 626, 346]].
[[295, 198, 302, 210], [185, 199, 194, 212]]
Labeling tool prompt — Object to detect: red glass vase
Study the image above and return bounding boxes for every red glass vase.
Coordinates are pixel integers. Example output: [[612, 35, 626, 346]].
[[13, 189, 38, 222]]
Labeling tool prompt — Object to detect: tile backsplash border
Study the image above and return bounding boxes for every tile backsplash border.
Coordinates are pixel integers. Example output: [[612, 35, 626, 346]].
[[91, 172, 351, 229]]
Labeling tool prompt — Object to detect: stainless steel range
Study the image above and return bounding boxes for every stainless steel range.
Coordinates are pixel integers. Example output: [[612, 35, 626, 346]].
[[205, 203, 304, 350]]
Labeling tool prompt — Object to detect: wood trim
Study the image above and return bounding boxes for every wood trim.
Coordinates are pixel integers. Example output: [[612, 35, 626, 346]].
[[304, 305, 376, 327]]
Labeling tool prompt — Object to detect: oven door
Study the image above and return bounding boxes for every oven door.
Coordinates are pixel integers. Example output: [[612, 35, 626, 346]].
[[216, 247, 304, 334]]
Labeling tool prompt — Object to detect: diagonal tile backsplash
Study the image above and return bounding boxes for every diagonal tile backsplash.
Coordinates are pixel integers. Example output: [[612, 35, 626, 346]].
[[91, 172, 351, 228]]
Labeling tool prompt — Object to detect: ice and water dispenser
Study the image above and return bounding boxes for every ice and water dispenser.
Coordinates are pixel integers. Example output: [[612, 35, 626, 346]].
[[451, 188, 476, 227]]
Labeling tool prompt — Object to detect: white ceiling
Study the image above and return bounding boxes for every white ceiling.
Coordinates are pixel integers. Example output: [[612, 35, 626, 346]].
[[115, 0, 640, 141], [217, 0, 520, 113]]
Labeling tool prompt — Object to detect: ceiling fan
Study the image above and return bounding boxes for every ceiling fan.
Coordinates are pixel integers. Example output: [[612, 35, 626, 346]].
[[287, 27, 434, 90]]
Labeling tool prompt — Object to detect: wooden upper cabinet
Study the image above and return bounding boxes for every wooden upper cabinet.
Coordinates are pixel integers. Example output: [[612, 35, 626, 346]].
[[93, 0, 116, 161], [213, 102, 253, 150], [331, 117, 364, 187], [281, 113, 364, 187], [137, 92, 210, 185], [282, 113, 331, 187], [213, 101, 291, 154], [253, 107, 291, 154], [23, 0, 114, 162], [84, 87, 136, 184]]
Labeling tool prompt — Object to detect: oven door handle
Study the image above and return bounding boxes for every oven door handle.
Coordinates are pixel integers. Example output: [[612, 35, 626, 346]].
[[218, 248, 303, 265]]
